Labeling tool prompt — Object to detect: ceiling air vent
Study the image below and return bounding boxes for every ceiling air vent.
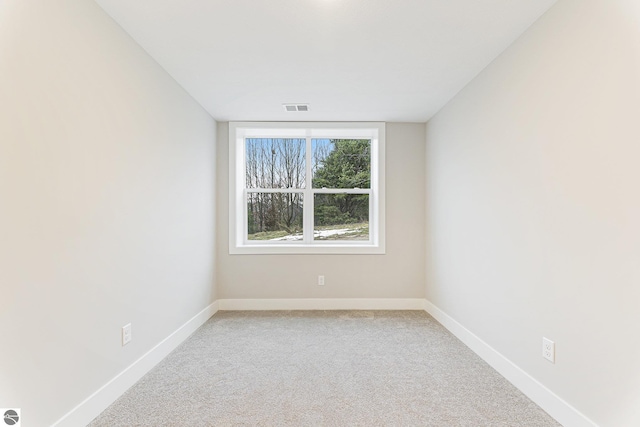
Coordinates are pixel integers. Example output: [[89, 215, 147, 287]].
[[283, 104, 309, 112]]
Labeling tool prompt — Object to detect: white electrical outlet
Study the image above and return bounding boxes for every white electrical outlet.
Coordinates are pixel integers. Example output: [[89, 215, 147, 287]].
[[122, 323, 132, 346], [542, 337, 555, 363], [318, 275, 325, 286]]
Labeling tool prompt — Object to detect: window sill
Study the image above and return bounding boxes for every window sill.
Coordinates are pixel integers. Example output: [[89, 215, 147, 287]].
[[229, 243, 386, 255]]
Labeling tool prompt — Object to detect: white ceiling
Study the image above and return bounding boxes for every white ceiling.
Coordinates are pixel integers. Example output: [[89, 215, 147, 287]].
[[95, 0, 558, 122]]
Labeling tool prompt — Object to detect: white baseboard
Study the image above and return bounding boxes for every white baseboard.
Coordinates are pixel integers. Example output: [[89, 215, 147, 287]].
[[52, 301, 219, 427], [423, 299, 598, 427], [218, 298, 426, 311], [52, 298, 595, 427]]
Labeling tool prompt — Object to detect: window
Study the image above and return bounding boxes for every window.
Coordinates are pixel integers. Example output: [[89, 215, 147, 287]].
[[229, 122, 385, 254]]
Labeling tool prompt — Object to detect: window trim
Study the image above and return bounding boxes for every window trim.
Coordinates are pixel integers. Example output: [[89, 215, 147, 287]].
[[229, 122, 385, 255]]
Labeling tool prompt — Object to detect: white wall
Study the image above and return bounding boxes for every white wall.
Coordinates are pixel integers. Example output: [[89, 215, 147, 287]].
[[217, 122, 425, 300], [0, 1, 217, 425], [425, 0, 640, 426]]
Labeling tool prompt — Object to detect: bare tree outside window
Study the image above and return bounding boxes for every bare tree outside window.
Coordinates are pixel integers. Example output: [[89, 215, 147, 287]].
[[245, 138, 305, 240]]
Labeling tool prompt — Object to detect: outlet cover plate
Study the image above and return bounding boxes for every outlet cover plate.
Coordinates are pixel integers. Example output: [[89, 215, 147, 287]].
[[122, 323, 132, 346], [542, 337, 555, 363]]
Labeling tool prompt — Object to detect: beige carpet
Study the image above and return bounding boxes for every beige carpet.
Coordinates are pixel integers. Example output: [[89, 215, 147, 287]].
[[89, 311, 560, 426]]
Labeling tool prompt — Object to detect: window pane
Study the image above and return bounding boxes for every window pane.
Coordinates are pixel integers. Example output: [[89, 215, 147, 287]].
[[314, 194, 369, 241], [247, 193, 303, 241], [246, 138, 306, 189], [312, 139, 370, 189]]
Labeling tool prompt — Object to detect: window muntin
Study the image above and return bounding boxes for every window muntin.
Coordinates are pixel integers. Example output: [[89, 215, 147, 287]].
[[230, 122, 385, 254]]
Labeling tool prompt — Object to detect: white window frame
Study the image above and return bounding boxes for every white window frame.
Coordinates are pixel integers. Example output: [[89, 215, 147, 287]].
[[229, 122, 385, 255]]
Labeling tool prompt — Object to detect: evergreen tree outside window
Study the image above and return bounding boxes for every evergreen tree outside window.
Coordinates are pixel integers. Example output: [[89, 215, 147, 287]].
[[229, 122, 385, 254]]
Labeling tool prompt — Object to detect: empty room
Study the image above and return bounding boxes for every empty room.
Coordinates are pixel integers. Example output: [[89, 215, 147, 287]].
[[1, 0, 638, 426]]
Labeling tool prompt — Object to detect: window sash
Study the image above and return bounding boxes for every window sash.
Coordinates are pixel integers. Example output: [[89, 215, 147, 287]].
[[243, 188, 373, 245]]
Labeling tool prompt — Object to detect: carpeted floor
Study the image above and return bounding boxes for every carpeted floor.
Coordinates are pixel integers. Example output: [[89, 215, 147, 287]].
[[89, 311, 561, 426]]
